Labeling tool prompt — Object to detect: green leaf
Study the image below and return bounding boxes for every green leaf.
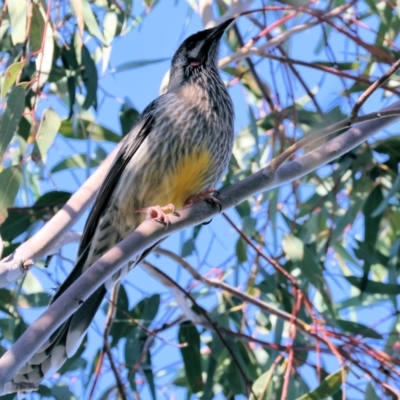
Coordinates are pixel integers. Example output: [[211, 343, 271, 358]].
[[336, 319, 382, 339], [282, 234, 323, 288], [250, 367, 276, 400], [30, 3, 54, 90], [296, 368, 347, 400], [178, 321, 203, 393], [141, 294, 160, 327], [202, 356, 217, 400], [331, 242, 359, 267], [51, 154, 101, 173], [0, 190, 71, 239], [113, 58, 169, 73], [109, 285, 130, 346], [51, 382, 77, 400], [18, 116, 31, 141], [360, 186, 384, 292], [346, 276, 400, 295], [59, 118, 120, 142], [125, 326, 143, 367], [35, 190, 72, 206], [236, 237, 247, 264], [8, 0, 27, 45], [0, 85, 25, 159], [0, 190, 72, 238], [365, 382, 380, 400], [182, 238, 195, 257], [81, 0, 104, 42], [103, 11, 118, 46], [1, 61, 25, 101], [60, 44, 78, 118], [143, 351, 156, 400], [248, 106, 260, 161], [371, 175, 400, 217], [19, 292, 50, 308], [81, 45, 98, 110], [32, 109, 61, 162], [0, 166, 22, 224], [312, 61, 361, 70], [119, 102, 140, 136], [0, 210, 31, 241], [29, 3, 45, 52]]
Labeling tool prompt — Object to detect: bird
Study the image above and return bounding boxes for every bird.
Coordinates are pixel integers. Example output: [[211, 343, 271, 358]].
[[13, 18, 235, 386]]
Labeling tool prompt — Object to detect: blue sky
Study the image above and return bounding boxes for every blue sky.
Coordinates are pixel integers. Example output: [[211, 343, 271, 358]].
[[14, 1, 400, 399]]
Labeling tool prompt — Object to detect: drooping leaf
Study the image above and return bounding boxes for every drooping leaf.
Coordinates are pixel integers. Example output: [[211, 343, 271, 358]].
[[30, 3, 54, 90], [31, 109, 61, 162], [8, 0, 27, 45], [236, 237, 248, 264], [1, 61, 25, 101], [0, 189, 72, 240], [70, 0, 84, 44], [296, 368, 347, 400], [59, 117, 120, 142], [0, 166, 23, 224], [372, 175, 400, 217], [103, 11, 118, 46], [178, 321, 203, 393], [81, 45, 98, 110], [51, 382, 76, 400], [336, 319, 382, 339], [81, 0, 104, 42], [250, 365, 277, 400], [143, 351, 156, 400], [51, 154, 101, 173], [181, 238, 195, 257], [113, 58, 169, 73], [282, 234, 324, 288], [360, 186, 384, 292], [119, 102, 140, 136], [346, 276, 400, 295], [0, 85, 25, 159], [61, 42, 79, 118], [312, 61, 361, 70], [29, 3, 45, 52]]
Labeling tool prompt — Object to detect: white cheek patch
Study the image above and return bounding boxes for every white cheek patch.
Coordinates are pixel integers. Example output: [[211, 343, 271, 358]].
[[187, 41, 204, 60]]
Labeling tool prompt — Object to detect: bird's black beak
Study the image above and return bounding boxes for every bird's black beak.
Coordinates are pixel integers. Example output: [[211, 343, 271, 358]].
[[208, 18, 235, 40]]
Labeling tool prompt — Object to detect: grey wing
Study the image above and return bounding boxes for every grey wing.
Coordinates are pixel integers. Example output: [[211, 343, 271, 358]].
[[13, 100, 158, 386], [52, 100, 157, 302]]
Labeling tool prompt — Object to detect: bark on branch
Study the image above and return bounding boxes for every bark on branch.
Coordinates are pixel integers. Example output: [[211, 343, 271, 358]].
[[0, 146, 120, 288], [0, 101, 399, 394]]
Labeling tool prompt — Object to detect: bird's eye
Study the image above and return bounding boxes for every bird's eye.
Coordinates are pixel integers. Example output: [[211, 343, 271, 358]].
[[189, 60, 201, 67]]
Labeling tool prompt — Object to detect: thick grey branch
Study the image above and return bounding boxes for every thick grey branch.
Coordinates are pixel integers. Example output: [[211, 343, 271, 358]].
[[0, 146, 120, 288], [0, 101, 399, 394]]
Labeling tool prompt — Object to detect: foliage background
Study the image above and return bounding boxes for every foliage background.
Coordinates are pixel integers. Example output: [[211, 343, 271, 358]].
[[0, 0, 400, 399]]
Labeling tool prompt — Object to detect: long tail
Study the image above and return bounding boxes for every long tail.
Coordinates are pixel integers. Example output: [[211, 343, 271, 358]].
[[13, 238, 160, 386], [13, 245, 107, 385]]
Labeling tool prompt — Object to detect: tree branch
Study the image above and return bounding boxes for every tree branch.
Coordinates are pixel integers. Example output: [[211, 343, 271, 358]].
[[0, 101, 400, 394], [0, 145, 120, 288]]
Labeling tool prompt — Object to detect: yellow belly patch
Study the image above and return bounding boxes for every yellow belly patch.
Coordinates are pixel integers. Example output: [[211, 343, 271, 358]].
[[156, 149, 212, 210]]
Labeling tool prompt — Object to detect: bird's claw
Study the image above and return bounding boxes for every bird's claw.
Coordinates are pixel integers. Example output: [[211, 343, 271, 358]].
[[137, 203, 176, 226], [184, 189, 221, 212]]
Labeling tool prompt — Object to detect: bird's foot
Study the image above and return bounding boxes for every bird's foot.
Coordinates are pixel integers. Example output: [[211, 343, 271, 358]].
[[137, 203, 176, 226], [184, 189, 221, 212]]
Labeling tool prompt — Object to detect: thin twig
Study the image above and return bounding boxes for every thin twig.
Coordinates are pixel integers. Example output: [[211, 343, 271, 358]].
[[88, 284, 127, 400], [350, 57, 400, 120], [141, 260, 257, 398]]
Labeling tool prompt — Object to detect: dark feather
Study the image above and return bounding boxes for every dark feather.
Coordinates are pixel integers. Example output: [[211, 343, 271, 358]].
[[51, 101, 157, 303], [78, 101, 157, 257]]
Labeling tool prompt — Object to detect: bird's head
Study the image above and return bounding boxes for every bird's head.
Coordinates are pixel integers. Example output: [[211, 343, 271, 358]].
[[168, 18, 234, 90]]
